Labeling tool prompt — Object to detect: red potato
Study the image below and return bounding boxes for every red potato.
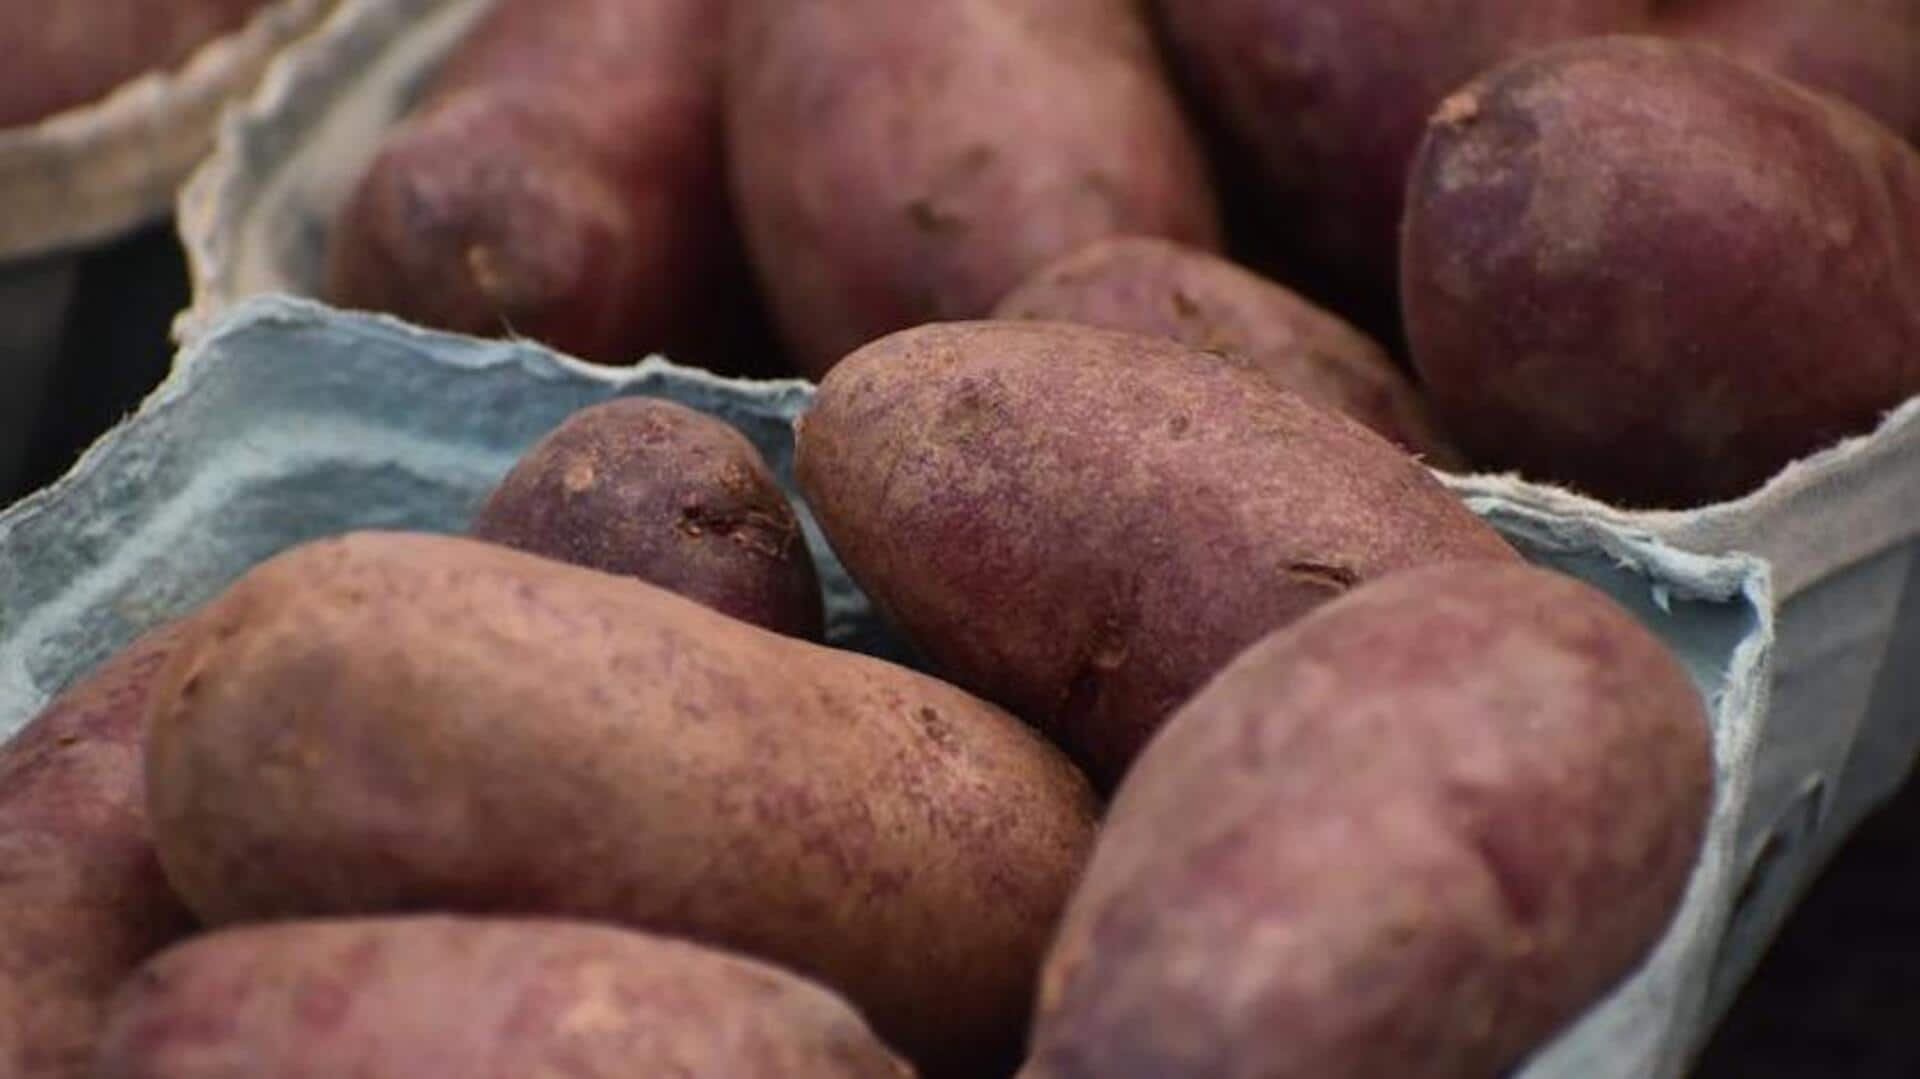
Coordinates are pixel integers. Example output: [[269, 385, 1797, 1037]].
[[727, 0, 1222, 377], [1025, 563, 1713, 1078], [327, 0, 767, 373], [992, 237, 1457, 463], [1665, 1, 1920, 144], [796, 321, 1517, 790], [0, 0, 276, 127], [0, 622, 199, 1078], [1154, 0, 1640, 296], [471, 398, 824, 639], [1402, 37, 1920, 507], [96, 917, 913, 1078], [1153, 0, 1920, 302], [144, 532, 1097, 1073]]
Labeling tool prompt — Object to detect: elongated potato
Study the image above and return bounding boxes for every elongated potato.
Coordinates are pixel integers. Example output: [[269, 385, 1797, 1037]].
[[1025, 563, 1713, 1079], [144, 532, 1097, 1071], [727, 0, 1221, 376], [795, 321, 1517, 789], [327, 0, 765, 372], [471, 397, 823, 639], [992, 237, 1457, 463], [0, 0, 275, 127], [1403, 37, 1920, 507], [1, 622, 199, 1079], [97, 916, 912, 1078]]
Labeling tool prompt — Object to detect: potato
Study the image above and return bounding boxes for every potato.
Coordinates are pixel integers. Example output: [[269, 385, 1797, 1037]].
[[0, 0, 274, 127], [1154, 0, 1919, 302], [726, 0, 1221, 377], [992, 237, 1458, 463], [1, 622, 199, 1078], [1402, 37, 1920, 508], [1665, 1, 1920, 144], [1025, 562, 1713, 1079], [1155, 0, 1639, 295], [96, 916, 912, 1078], [326, 0, 766, 373], [144, 532, 1097, 1071], [795, 321, 1517, 789], [471, 398, 823, 639]]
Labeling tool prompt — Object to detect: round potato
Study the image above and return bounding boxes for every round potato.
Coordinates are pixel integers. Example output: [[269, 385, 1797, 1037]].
[[471, 397, 823, 639], [1402, 37, 1920, 507]]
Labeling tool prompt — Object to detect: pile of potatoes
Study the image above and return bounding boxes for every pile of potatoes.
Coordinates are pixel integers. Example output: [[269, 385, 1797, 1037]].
[[322, 0, 1920, 510], [21, 0, 1920, 1073], [7, 324, 1713, 1077]]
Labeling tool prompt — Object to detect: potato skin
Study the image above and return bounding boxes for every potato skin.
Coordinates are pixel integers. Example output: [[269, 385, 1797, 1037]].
[[1155, 0, 1918, 302], [726, 0, 1221, 377], [1402, 37, 1920, 508], [144, 532, 1097, 1071], [326, 0, 766, 372], [96, 916, 913, 1078], [1025, 563, 1713, 1079], [0, 622, 199, 1078], [1664, 0, 1920, 145], [0, 0, 274, 127], [992, 237, 1457, 464], [1155, 0, 1639, 295], [795, 321, 1517, 789], [471, 398, 823, 639]]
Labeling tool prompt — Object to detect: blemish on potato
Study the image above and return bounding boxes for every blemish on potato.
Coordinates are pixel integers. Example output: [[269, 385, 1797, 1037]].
[[1283, 562, 1359, 593], [906, 198, 968, 236], [915, 707, 959, 752], [1434, 90, 1482, 127], [464, 244, 511, 302], [561, 458, 596, 494]]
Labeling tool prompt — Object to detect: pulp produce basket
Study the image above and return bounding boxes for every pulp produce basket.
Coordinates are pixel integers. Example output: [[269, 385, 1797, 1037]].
[[3, 297, 1773, 1078], [171, 0, 1920, 1070]]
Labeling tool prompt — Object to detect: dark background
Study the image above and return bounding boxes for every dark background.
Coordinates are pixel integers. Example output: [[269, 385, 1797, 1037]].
[[6, 223, 186, 506], [1696, 776, 1920, 1078], [6, 224, 1918, 1077]]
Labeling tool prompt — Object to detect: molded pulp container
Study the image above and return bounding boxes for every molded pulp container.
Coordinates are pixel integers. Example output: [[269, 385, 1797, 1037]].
[[172, 0, 1920, 1071], [3, 298, 1771, 1078]]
